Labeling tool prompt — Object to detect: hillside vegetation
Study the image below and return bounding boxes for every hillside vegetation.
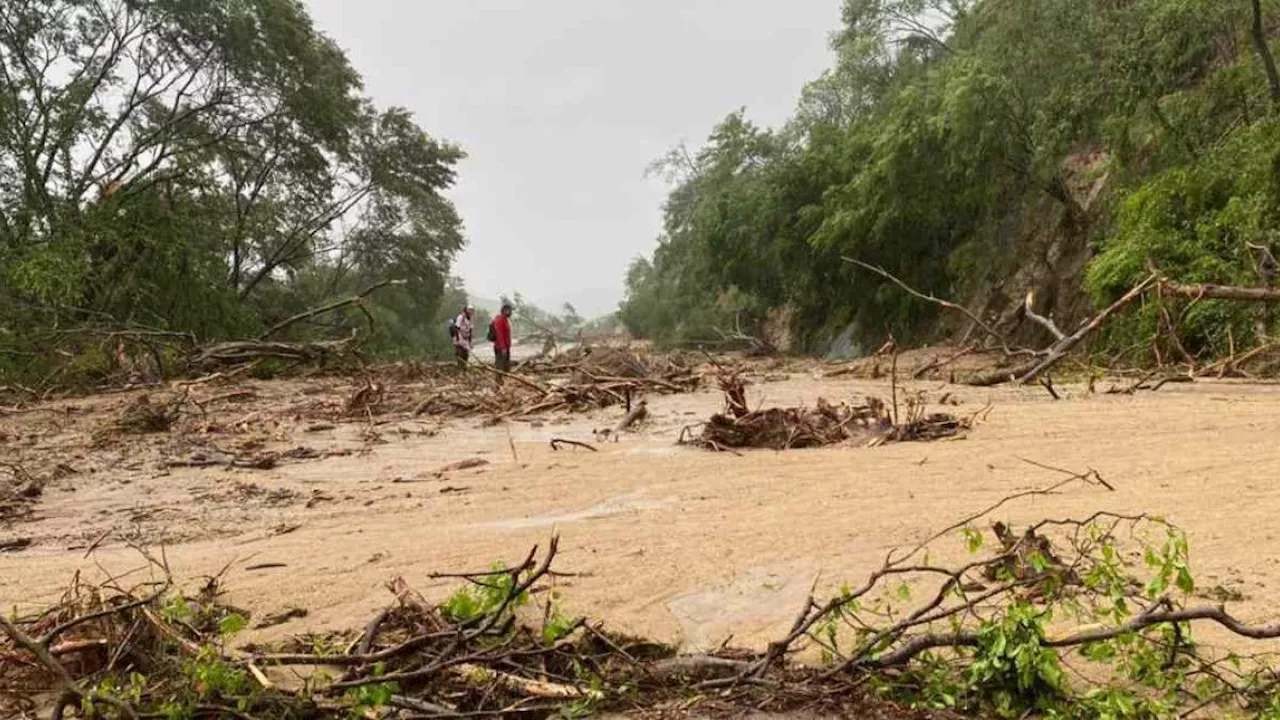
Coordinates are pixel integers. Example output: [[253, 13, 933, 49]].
[[620, 0, 1280, 360], [0, 0, 471, 385]]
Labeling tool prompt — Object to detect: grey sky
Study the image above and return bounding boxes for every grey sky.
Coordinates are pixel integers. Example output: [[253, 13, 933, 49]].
[[304, 0, 841, 317]]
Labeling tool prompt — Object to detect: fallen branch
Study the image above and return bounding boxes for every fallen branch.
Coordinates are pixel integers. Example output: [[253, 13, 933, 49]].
[[1162, 280, 1280, 303], [451, 663, 585, 699], [862, 601, 1280, 671], [612, 400, 649, 434], [1023, 289, 1066, 341], [845, 257, 1028, 357], [1106, 368, 1194, 394], [258, 279, 407, 340], [911, 345, 976, 380], [965, 272, 1160, 386], [1196, 341, 1278, 378], [0, 607, 139, 719], [1012, 272, 1160, 384], [550, 438, 598, 452], [1038, 375, 1061, 400], [469, 363, 552, 395]]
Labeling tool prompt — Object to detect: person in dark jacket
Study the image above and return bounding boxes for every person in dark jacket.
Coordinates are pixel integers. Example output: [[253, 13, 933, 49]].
[[492, 302, 514, 378]]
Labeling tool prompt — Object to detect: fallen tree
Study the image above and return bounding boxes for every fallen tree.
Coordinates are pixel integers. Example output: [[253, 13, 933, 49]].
[[191, 280, 410, 371], [189, 333, 362, 369], [846, 256, 1280, 387], [964, 272, 1161, 386]]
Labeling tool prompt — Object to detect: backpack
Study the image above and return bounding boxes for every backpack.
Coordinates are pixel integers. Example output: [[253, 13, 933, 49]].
[[486, 320, 497, 343], [447, 317, 458, 339]]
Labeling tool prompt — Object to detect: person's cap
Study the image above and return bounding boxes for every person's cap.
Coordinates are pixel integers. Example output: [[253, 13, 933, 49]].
[[501, 301, 514, 310]]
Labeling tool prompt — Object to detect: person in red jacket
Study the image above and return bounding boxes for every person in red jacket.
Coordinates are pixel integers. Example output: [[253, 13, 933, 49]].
[[491, 301, 514, 378]]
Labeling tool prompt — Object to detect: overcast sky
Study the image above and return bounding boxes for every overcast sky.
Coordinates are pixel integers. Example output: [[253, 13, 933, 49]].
[[304, 0, 841, 317]]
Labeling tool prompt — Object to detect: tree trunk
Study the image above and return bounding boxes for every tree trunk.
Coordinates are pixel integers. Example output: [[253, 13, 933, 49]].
[[1251, 0, 1280, 108]]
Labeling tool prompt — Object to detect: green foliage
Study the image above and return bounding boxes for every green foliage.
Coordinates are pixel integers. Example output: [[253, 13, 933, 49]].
[[343, 664, 398, 718], [186, 644, 253, 702], [159, 594, 196, 625], [1089, 119, 1280, 354], [1143, 527, 1195, 598], [0, 0, 469, 382], [216, 612, 248, 637], [621, 0, 1280, 355], [440, 562, 529, 624], [83, 672, 149, 714], [967, 603, 1066, 717], [963, 526, 984, 553], [542, 591, 578, 645]]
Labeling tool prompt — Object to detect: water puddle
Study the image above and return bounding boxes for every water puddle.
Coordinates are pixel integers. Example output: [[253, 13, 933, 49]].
[[624, 445, 684, 457], [666, 559, 821, 652], [481, 493, 665, 530]]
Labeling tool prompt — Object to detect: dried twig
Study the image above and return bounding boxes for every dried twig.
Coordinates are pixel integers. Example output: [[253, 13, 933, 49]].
[[550, 438, 598, 452]]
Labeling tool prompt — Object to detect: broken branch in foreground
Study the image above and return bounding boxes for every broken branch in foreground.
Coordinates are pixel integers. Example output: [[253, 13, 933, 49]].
[[7, 471, 1280, 719]]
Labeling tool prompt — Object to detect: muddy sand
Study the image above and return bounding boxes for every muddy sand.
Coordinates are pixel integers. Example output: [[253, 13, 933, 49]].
[[3, 364, 1280, 658]]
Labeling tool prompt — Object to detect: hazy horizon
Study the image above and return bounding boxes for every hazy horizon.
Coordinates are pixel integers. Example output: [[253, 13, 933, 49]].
[[304, 1, 842, 317]]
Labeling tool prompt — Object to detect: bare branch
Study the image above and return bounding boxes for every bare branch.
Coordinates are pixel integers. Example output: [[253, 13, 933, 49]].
[[1023, 289, 1066, 341], [844, 257, 1030, 357], [256, 279, 406, 340]]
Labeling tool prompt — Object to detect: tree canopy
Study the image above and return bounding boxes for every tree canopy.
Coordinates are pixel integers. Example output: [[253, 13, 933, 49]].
[[621, 0, 1280, 358], [0, 0, 467, 379]]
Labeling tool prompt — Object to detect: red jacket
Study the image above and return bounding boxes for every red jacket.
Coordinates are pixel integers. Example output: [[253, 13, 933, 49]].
[[493, 314, 512, 351]]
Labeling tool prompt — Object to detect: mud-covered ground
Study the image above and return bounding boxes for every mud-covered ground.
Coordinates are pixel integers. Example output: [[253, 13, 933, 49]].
[[3, 348, 1279, 661]]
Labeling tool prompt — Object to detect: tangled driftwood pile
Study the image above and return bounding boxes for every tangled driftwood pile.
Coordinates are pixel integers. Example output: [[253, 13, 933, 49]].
[[518, 344, 697, 382], [413, 347, 701, 420], [688, 372, 972, 451]]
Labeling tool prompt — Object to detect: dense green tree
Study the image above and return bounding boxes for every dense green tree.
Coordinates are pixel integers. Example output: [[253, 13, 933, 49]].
[[622, 0, 1280, 357], [0, 0, 467, 379]]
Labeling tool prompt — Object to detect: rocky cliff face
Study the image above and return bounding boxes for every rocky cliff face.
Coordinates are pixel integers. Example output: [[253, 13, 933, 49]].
[[822, 150, 1110, 358], [963, 150, 1110, 348]]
